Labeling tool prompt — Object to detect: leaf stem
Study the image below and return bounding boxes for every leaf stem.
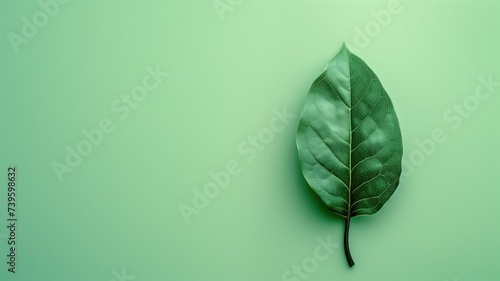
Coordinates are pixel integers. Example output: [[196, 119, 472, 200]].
[[344, 216, 355, 267]]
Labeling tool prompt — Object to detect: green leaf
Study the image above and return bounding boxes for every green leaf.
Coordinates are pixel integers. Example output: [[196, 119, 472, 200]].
[[296, 44, 403, 267]]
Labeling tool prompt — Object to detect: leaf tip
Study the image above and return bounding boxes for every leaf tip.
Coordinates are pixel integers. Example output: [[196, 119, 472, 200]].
[[341, 42, 351, 54]]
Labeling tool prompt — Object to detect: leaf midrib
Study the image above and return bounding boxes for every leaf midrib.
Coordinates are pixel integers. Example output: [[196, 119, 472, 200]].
[[347, 53, 353, 220]]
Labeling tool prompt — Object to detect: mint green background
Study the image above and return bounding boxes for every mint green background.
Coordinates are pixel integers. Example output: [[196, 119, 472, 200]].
[[1, 1, 499, 280]]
